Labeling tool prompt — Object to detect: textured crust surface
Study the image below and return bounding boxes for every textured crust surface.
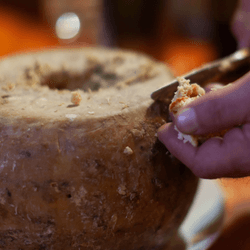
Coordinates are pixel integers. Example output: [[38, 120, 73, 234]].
[[0, 48, 198, 249]]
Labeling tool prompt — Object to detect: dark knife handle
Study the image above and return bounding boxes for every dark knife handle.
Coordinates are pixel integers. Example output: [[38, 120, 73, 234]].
[[151, 48, 250, 102]]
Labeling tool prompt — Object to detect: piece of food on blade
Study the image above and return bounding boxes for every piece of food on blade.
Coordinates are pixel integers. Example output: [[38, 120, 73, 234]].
[[169, 77, 227, 147]]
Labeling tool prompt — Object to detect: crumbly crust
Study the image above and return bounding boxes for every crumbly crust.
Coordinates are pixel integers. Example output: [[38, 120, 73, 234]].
[[0, 48, 198, 249]]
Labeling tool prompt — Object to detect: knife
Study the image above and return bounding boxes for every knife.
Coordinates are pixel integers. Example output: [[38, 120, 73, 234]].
[[151, 47, 250, 102]]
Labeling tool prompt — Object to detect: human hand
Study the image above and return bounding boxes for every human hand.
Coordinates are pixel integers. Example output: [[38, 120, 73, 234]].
[[158, 72, 250, 179], [232, 0, 250, 48]]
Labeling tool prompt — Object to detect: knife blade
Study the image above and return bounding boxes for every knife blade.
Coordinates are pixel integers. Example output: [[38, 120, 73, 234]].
[[151, 47, 250, 102]]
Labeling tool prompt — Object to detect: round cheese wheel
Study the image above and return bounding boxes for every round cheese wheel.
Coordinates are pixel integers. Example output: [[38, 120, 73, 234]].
[[0, 48, 198, 250]]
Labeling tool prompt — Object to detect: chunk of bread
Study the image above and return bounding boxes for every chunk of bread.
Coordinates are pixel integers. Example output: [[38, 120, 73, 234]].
[[169, 77, 227, 147], [169, 77, 205, 146], [169, 77, 205, 115], [0, 48, 199, 249]]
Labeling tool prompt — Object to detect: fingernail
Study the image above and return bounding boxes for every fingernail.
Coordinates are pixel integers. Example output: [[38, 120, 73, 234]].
[[157, 123, 170, 142], [157, 123, 168, 135], [176, 108, 198, 134]]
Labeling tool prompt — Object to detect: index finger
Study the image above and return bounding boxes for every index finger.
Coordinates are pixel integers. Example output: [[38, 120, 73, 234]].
[[175, 72, 250, 136], [158, 123, 250, 179]]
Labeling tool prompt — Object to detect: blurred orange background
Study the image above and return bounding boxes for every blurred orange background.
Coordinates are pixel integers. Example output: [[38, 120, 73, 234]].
[[0, 0, 250, 248], [0, 7, 58, 57], [0, 1, 219, 75]]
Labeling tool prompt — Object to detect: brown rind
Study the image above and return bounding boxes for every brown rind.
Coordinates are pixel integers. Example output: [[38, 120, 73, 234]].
[[0, 48, 198, 249]]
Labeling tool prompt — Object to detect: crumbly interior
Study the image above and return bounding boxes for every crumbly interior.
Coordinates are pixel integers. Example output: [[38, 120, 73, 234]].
[[169, 77, 228, 147], [169, 77, 205, 115], [169, 77, 205, 147]]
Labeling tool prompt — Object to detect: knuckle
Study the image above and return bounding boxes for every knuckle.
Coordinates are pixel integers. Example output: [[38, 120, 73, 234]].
[[198, 99, 230, 131], [191, 159, 215, 179]]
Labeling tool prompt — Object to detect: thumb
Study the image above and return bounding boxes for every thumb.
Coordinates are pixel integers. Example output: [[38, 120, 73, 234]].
[[175, 72, 250, 135]]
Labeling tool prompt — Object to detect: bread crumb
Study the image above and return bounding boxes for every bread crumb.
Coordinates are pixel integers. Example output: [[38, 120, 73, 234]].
[[131, 128, 145, 139], [71, 91, 82, 105], [174, 125, 198, 146], [124, 146, 133, 155], [88, 111, 95, 115], [2, 82, 15, 91], [50, 182, 60, 193], [117, 185, 127, 195], [65, 114, 77, 121]]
